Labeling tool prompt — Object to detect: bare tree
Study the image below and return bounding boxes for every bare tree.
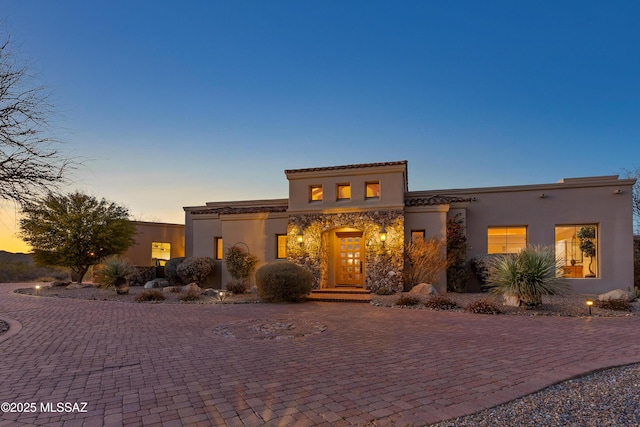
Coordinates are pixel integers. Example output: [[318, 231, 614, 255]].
[[0, 33, 72, 206], [623, 168, 640, 234]]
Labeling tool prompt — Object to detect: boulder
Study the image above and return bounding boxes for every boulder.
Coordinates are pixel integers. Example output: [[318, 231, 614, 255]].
[[163, 286, 179, 293], [144, 279, 169, 289], [409, 283, 439, 296], [202, 288, 218, 297], [52, 280, 71, 287], [66, 283, 84, 290], [503, 292, 521, 307], [182, 283, 202, 294], [598, 289, 635, 302]]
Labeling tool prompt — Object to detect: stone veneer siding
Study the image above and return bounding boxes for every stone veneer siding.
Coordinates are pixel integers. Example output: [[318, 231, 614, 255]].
[[287, 210, 404, 292]]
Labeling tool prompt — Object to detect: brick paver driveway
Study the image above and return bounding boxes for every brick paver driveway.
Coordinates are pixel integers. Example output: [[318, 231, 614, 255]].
[[1, 283, 640, 427]]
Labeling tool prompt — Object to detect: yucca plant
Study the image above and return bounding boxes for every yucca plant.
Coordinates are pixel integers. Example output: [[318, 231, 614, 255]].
[[95, 256, 135, 294], [487, 245, 571, 306]]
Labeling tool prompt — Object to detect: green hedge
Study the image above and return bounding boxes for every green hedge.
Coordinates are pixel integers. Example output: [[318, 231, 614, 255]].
[[255, 262, 313, 303]]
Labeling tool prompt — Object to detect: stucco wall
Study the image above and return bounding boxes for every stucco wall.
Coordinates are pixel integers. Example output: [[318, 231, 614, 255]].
[[426, 179, 636, 293], [218, 213, 289, 288], [124, 221, 185, 266], [286, 164, 407, 212]]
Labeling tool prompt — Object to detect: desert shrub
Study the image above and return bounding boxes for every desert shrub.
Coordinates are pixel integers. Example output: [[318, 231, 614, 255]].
[[595, 299, 632, 311], [134, 289, 166, 302], [465, 299, 501, 315], [470, 254, 500, 291], [225, 244, 259, 283], [179, 290, 201, 302], [165, 257, 186, 286], [403, 236, 449, 291], [0, 258, 69, 283], [226, 278, 247, 294], [422, 295, 459, 310], [374, 287, 396, 296], [95, 256, 135, 289], [395, 295, 421, 306], [447, 214, 468, 292], [176, 257, 214, 286], [487, 245, 571, 306], [255, 261, 313, 303], [128, 266, 156, 286]]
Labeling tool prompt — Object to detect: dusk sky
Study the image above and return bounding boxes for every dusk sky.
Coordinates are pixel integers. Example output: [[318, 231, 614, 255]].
[[1, 1, 639, 252]]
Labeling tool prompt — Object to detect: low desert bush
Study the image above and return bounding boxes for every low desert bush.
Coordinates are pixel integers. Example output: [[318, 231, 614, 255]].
[[179, 291, 201, 302], [134, 290, 166, 302], [395, 295, 421, 307], [255, 261, 313, 303], [226, 279, 247, 294], [225, 244, 259, 281], [422, 295, 459, 310], [128, 266, 156, 286], [177, 257, 214, 286], [465, 299, 501, 315], [95, 256, 135, 289], [403, 236, 449, 291], [595, 299, 632, 311], [487, 245, 571, 306], [470, 254, 500, 291], [165, 257, 186, 286], [374, 287, 396, 296]]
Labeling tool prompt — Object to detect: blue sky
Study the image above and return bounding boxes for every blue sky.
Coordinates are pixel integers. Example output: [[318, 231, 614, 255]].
[[1, 1, 639, 251]]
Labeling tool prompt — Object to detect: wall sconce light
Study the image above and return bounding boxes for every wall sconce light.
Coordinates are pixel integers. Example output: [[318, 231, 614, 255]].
[[586, 299, 594, 315], [540, 193, 546, 198], [379, 227, 387, 245], [297, 233, 304, 245], [614, 189, 622, 194]]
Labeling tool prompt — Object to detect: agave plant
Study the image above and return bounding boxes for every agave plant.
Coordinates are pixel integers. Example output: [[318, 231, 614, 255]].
[[96, 256, 135, 294], [487, 245, 571, 306]]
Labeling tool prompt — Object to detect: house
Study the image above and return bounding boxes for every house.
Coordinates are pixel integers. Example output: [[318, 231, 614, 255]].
[[184, 161, 636, 294], [123, 221, 185, 267]]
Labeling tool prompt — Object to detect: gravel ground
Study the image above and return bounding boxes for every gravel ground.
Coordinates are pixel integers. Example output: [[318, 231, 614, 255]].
[[12, 284, 640, 317], [429, 363, 640, 427]]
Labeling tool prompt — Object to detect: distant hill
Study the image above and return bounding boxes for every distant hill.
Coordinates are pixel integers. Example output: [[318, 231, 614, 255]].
[[0, 251, 34, 264], [0, 251, 69, 283]]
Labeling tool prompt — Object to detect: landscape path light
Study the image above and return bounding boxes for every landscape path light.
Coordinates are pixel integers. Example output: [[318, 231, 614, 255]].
[[586, 299, 594, 315]]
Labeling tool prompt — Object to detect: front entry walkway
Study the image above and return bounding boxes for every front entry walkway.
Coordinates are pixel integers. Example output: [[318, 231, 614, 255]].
[[1, 283, 640, 426]]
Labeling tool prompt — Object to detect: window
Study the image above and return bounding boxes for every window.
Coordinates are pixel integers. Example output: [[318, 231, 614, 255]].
[[214, 237, 223, 260], [555, 225, 598, 278], [276, 235, 287, 259], [151, 242, 170, 266], [337, 184, 351, 200], [310, 185, 323, 202], [487, 226, 527, 254], [366, 182, 380, 199], [411, 230, 425, 241]]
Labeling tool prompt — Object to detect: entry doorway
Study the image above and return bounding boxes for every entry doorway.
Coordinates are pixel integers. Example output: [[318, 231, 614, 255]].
[[334, 231, 364, 287]]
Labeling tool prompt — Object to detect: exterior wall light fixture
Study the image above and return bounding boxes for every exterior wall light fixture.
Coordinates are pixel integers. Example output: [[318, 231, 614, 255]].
[[297, 233, 304, 245], [540, 193, 546, 198], [586, 299, 594, 315], [614, 189, 622, 194], [379, 227, 387, 245]]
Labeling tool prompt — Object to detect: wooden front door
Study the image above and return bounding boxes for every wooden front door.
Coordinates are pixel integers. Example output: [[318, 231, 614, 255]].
[[334, 232, 364, 287]]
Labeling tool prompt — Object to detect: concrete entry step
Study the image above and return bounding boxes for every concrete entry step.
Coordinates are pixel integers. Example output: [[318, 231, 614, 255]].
[[307, 288, 372, 303]]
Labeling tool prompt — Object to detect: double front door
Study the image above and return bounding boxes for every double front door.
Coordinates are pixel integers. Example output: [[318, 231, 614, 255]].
[[334, 232, 364, 287]]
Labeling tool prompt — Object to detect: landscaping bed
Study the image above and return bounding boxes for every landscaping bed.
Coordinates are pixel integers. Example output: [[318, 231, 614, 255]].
[[13, 284, 640, 316]]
